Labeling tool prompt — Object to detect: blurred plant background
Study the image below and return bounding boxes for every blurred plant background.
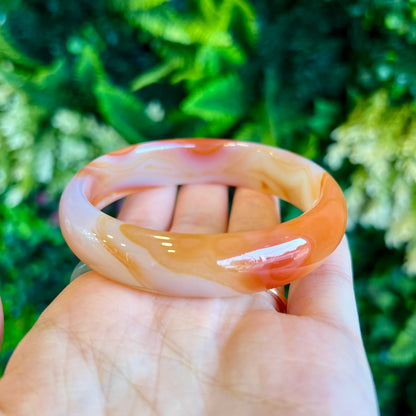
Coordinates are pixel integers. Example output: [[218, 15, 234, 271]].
[[0, 0, 415, 414]]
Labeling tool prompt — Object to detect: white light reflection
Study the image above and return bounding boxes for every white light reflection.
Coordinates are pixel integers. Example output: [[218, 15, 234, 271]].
[[133, 141, 189, 154], [224, 141, 249, 148], [217, 238, 307, 268], [154, 235, 170, 240]]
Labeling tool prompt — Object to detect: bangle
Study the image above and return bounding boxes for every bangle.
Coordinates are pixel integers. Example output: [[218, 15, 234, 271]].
[[59, 139, 347, 297], [70, 261, 92, 282]]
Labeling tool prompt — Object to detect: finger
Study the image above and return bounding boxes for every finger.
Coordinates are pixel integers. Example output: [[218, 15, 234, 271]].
[[287, 236, 361, 334], [70, 186, 177, 283], [228, 188, 285, 311], [228, 187, 280, 232], [170, 184, 229, 233], [118, 186, 177, 230]]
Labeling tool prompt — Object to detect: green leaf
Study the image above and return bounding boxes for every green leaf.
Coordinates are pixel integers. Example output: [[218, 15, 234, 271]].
[[216, 0, 258, 43], [217, 0, 235, 32], [234, 122, 270, 144], [108, 0, 169, 12], [193, 116, 236, 137], [95, 81, 166, 143], [131, 10, 191, 45], [130, 58, 181, 91], [195, 44, 246, 75], [217, 44, 246, 65], [94, 81, 145, 143], [308, 99, 341, 135], [181, 74, 245, 122], [386, 312, 416, 366], [0, 26, 40, 68], [186, 20, 234, 48], [130, 0, 170, 10], [232, 0, 258, 43], [194, 46, 222, 77], [132, 9, 235, 49], [199, 0, 217, 21], [74, 44, 106, 90], [31, 59, 68, 91], [0, 63, 69, 111]]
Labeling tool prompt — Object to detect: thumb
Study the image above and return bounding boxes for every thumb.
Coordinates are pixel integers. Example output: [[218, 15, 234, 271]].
[[287, 236, 361, 335]]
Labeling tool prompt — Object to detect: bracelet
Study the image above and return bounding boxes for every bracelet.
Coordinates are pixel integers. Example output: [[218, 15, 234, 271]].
[[59, 139, 347, 297], [69, 260, 288, 312], [70, 261, 92, 282]]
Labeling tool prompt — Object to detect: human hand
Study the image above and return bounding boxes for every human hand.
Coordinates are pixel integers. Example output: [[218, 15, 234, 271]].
[[0, 185, 379, 416]]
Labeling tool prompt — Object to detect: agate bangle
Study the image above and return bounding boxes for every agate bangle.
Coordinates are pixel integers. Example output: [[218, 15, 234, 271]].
[[59, 139, 347, 297]]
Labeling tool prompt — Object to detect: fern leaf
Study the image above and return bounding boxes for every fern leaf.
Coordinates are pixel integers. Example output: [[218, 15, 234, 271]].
[[181, 74, 245, 122], [194, 46, 221, 77], [74, 44, 107, 89], [171, 66, 205, 84], [108, 0, 169, 12], [217, 0, 235, 32], [132, 9, 236, 49], [94, 81, 146, 143], [130, 58, 181, 91], [186, 20, 233, 48], [217, 44, 246, 65], [234, 122, 268, 143], [129, 0, 170, 11], [232, 0, 259, 44], [131, 10, 191, 45], [199, 0, 217, 21]]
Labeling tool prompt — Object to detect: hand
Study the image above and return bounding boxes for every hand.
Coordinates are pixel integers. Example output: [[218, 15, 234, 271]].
[[0, 185, 379, 416]]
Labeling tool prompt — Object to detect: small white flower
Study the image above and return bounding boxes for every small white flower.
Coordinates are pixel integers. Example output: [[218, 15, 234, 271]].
[[386, 215, 416, 247], [5, 186, 25, 207], [52, 109, 81, 135], [361, 196, 392, 229], [34, 148, 54, 183], [145, 100, 165, 122], [325, 143, 349, 170], [5, 132, 33, 150], [58, 136, 89, 168]]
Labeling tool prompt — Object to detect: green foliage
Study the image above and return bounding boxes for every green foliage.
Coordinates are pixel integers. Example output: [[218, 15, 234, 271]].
[[94, 80, 164, 143], [387, 312, 416, 366], [0, 0, 415, 414], [327, 90, 416, 275], [181, 74, 245, 135], [0, 76, 129, 205], [351, 230, 416, 414], [0, 200, 76, 374]]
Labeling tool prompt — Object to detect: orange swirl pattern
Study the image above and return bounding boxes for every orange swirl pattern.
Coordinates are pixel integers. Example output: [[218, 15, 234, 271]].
[[59, 139, 347, 297]]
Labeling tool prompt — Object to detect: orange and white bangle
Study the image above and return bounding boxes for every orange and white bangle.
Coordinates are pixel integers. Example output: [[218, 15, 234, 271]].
[[59, 139, 347, 298]]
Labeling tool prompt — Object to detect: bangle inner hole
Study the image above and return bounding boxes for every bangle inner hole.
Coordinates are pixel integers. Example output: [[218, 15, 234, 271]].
[[100, 185, 303, 230]]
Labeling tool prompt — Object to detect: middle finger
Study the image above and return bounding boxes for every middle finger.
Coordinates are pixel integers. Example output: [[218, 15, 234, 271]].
[[170, 184, 229, 234]]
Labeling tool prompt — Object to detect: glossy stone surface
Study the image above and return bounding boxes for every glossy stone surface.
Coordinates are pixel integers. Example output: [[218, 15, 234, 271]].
[[59, 139, 347, 297]]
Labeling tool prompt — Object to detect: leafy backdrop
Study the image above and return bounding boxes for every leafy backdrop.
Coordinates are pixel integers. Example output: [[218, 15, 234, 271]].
[[0, 0, 415, 414]]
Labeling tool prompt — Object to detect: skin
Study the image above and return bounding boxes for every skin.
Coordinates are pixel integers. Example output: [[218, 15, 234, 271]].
[[0, 185, 379, 416]]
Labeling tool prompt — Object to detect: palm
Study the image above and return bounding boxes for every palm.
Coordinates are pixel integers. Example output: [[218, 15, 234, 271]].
[[0, 185, 378, 415]]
